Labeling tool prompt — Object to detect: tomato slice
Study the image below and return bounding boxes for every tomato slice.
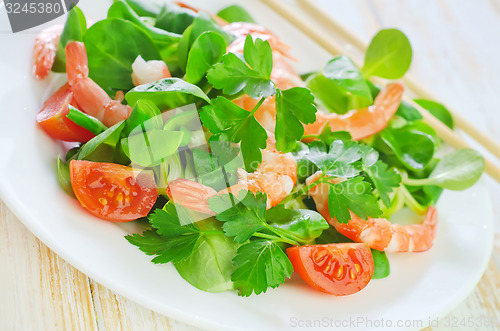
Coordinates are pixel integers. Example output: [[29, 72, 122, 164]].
[[36, 83, 95, 142], [70, 160, 157, 222], [286, 243, 374, 296]]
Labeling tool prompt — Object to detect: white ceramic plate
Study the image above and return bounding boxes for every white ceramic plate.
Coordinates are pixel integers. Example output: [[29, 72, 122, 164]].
[[0, 1, 494, 330]]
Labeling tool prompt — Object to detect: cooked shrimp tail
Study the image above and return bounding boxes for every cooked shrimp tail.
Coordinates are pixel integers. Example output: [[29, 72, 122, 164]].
[[32, 25, 63, 80], [304, 83, 404, 141], [65, 41, 132, 127], [307, 171, 438, 253]]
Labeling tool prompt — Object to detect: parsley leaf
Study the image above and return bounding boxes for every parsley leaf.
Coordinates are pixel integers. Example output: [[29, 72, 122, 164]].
[[209, 191, 300, 296], [125, 230, 171, 256], [207, 35, 275, 99], [364, 161, 401, 207], [360, 144, 400, 207], [303, 140, 363, 178], [209, 191, 267, 244], [200, 96, 267, 171], [275, 87, 317, 153], [231, 239, 293, 296], [328, 177, 382, 223], [149, 203, 199, 237], [125, 203, 203, 263]]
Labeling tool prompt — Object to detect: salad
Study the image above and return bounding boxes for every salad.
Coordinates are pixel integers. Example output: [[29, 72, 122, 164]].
[[32, 0, 485, 297]]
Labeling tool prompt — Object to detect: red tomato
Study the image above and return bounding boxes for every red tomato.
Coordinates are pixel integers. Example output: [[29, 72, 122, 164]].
[[70, 160, 157, 222], [36, 83, 95, 142], [287, 243, 374, 296]]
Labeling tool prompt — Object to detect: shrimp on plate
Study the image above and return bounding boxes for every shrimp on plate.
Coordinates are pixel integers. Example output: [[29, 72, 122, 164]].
[[65, 41, 132, 127], [32, 24, 63, 80], [166, 133, 297, 214], [303, 83, 405, 141], [33, 30, 171, 127], [306, 171, 438, 253], [131, 55, 171, 86]]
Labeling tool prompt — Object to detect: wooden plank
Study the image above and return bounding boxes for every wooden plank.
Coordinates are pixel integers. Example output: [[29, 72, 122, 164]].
[[90, 280, 196, 331], [0, 201, 98, 331]]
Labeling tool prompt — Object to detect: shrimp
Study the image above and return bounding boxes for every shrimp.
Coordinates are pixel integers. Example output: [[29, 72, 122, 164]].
[[65, 41, 132, 127], [306, 171, 438, 253], [131, 55, 171, 86], [303, 83, 404, 141], [32, 24, 63, 80], [166, 134, 297, 214]]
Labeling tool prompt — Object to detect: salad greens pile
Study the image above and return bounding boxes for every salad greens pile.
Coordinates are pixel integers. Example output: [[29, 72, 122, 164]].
[[52, 1, 485, 296]]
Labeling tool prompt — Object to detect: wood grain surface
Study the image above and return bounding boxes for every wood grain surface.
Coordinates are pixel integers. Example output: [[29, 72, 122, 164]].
[[1, 0, 499, 330]]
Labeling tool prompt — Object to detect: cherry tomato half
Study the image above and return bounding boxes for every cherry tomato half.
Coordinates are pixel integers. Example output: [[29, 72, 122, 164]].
[[70, 160, 157, 222], [36, 83, 94, 142], [287, 243, 374, 296]]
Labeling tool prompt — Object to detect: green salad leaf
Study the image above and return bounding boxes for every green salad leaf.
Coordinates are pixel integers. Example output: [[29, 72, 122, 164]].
[[396, 100, 423, 122], [275, 87, 317, 153], [231, 239, 293, 296], [362, 28, 412, 79], [371, 249, 390, 279], [363, 160, 401, 208], [57, 157, 74, 197], [303, 140, 363, 178], [122, 99, 163, 137], [201, 96, 267, 171], [323, 55, 372, 106], [155, 1, 197, 34], [185, 31, 227, 84], [217, 5, 255, 23], [78, 121, 126, 161], [306, 73, 349, 114], [174, 221, 238, 292], [125, 129, 184, 167], [210, 191, 267, 244], [84, 18, 161, 94], [126, 203, 204, 263], [266, 206, 329, 245], [207, 35, 275, 99], [377, 122, 438, 172], [52, 6, 87, 72], [177, 12, 233, 70], [414, 99, 454, 129], [125, 78, 210, 110], [108, 1, 182, 64], [66, 106, 107, 135], [328, 177, 382, 224], [124, 0, 162, 17], [404, 149, 485, 190]]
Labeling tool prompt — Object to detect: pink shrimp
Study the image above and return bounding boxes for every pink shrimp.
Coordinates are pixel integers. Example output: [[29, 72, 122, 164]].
[[306, 171, 438, 253], [65, 41, 132, 127], [166, 134, 297, 214], [303, 83, 404, 141], [32, 24, 63, 80], [131, 55, 171, 86]]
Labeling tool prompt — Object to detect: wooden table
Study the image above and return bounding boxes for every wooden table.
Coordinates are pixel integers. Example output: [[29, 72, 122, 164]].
[[2, 0, 500, 330]]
